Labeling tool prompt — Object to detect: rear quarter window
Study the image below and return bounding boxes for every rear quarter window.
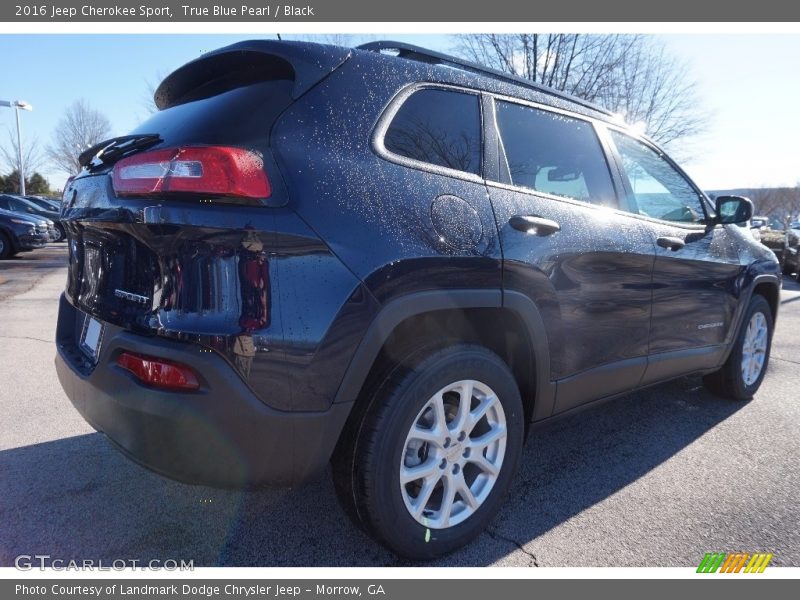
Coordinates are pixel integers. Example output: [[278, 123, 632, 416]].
[[383, 88, 482, 177]]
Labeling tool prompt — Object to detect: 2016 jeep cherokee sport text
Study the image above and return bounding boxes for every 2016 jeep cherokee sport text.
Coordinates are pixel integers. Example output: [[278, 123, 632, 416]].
[[55, 40, 781, 559]]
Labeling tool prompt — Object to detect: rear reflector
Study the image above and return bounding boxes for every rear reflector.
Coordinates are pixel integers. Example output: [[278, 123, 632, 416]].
[[117, 351, 200, 391], [112, 146, 270, 199]]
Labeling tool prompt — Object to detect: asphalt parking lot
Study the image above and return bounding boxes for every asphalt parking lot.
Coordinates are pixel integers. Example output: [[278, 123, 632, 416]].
[[1, 245, 798, 567]]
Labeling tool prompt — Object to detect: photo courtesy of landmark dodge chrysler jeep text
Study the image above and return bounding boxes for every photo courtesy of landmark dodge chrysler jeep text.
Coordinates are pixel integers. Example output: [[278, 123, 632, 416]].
[[55, 40, 781, 559]]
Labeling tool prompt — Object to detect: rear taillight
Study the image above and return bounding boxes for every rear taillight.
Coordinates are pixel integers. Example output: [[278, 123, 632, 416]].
[[117, 351, 200, 391], [111, 146, 270, 199]]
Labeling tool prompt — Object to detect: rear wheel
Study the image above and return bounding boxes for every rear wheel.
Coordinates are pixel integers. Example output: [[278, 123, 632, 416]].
[[703, 295, 773, 400], [332, 344, 524, 560], [0, 232, 13, 259]]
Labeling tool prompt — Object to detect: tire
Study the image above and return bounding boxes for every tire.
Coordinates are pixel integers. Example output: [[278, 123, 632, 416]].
[[52, 225, 64, 242], [703, 295, 773, 400], [0, 232, 12, 259], [332, 344, 524, 560]]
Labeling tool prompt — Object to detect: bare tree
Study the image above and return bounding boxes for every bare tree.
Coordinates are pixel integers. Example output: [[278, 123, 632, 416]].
[[0, 128, 45, 176], [46, 99, 113, 175], [748, 187, 800, 223], [454, 34, 707, 150], [139, 70, 169, 117], [385, 116, 478, 172]]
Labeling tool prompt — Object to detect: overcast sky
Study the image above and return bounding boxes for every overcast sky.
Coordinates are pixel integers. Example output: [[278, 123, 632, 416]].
[[0, 33, 798, 192]]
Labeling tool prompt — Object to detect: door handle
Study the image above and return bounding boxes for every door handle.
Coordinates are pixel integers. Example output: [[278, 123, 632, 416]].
[[656, 236, 686, 251], [509, 215, 561, 236]]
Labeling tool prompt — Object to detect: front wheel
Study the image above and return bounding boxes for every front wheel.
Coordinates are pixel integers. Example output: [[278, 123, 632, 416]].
[[703, 295, 773, 400], [332, 344, 524, 560]]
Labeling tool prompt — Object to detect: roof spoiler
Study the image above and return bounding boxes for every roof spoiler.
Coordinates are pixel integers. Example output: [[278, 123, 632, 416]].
[[154, 40, 351, 110]]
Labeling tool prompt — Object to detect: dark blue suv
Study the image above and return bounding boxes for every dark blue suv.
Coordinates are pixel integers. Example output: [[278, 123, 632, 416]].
[[55, 40, 781, 559]]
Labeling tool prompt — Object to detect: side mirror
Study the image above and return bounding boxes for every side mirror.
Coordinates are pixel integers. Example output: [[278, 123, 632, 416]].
[[715, 195, 753, 225]]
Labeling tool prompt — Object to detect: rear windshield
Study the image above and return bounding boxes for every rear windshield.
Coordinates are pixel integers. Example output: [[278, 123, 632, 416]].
[[131, 80, 294, 147]]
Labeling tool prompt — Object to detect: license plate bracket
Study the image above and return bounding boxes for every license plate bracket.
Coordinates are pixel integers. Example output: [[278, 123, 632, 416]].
[[79, 314, 104, 362]]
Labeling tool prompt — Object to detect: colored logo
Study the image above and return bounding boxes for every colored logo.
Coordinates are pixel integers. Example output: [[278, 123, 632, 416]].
[[697, 552, 773, 573]]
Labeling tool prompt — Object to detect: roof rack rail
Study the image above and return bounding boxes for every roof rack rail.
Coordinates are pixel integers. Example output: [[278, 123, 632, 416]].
[[357, 40, 614, 117]]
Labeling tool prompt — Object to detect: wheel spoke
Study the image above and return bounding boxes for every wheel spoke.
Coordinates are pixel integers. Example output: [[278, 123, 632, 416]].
[[755, 329, 767, 349], [470, 453, 500, 477], [411, 475, 439, 517], [432, 393, 448, 433], [466, 394, 497, 434], [470, 425, 506, 450], [400, 459, 440, 484], [437, 476, 457, 527], [456, 475, 479, 509], [452, 381, 474, 433], [408, 425, 441, 445]]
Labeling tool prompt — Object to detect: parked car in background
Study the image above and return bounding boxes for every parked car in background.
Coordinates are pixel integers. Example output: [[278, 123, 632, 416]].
[[760, 226, 800, 275], [54, 39, 781, 559], [783, 227, 800, 278], [0, 207, 50, 258], [25, 195, 62, 213], [0, 194, 64, 241], [751, 216, 769, 230]]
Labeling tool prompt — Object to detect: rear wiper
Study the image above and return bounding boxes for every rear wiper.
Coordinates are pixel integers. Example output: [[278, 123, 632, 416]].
[[79, 134, 162, 170]]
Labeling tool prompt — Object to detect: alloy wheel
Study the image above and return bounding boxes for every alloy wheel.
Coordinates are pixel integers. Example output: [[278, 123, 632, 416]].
[[399, 380, 507, 529], [741, 312, 768, 386]]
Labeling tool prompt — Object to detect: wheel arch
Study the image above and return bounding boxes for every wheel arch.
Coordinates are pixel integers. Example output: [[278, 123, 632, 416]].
[[718, 273, 781, 367], [751, 277, 780, 322], [333, 289, 555, 427]]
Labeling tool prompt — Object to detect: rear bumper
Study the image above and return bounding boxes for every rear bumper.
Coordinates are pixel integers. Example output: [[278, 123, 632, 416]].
[[55, 294, 352, 488]]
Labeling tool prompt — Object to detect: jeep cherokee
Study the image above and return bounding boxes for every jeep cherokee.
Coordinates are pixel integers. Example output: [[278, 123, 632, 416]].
[[55, 40, 781, 559]]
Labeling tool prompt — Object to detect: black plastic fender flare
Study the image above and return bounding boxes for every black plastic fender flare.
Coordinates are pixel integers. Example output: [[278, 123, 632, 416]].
[[333, 289, 556, 421]]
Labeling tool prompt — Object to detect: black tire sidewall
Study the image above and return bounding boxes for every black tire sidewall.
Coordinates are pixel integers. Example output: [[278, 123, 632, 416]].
[[361, 346, 524, 559], [728, 295, 773, 399], [0, 232, 11, 259]]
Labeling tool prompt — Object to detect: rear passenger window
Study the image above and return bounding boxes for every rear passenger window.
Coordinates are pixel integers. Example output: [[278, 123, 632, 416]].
[[494, 100, 615, 205], [609, 130, 706, 223], [383, 88, 481, 176]]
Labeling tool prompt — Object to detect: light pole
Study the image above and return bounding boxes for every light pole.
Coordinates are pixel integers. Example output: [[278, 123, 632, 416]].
[[0, 100, 34, 196]]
